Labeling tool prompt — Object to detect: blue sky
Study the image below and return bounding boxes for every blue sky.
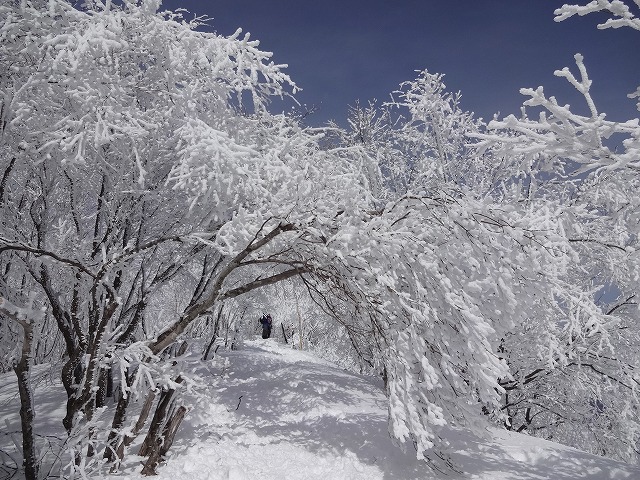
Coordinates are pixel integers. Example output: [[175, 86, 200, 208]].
[[163, 1, 640, 127]]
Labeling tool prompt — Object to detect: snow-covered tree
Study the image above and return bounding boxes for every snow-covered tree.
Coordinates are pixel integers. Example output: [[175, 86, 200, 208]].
[[386, 71, 490, 192], [468, 1, 640, 461], [326, 39, 638, 459], [0, 0, 315, 475]]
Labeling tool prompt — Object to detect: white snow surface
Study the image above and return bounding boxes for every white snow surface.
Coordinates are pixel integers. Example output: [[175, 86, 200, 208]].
[[2, 338, 640, 479]]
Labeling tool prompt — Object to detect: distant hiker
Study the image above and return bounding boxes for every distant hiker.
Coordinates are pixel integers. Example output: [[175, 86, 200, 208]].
[[259, 313, 273, 339]]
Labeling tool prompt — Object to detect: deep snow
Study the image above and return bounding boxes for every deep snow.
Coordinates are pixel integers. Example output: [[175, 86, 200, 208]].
[[2, 339, 640, 479]]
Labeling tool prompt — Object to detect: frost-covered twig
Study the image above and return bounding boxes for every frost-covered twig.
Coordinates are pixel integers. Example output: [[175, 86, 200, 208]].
[[554, 1, 640, 31]]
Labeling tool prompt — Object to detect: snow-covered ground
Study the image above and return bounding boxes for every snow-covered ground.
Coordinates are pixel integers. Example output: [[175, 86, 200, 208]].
[[2, 339, 639, 479]]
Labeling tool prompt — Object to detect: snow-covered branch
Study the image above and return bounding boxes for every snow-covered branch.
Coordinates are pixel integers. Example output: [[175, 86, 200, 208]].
[[554, 1, 640, 31]]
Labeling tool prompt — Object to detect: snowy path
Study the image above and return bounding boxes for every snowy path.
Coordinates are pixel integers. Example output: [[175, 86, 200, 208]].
[[112, 339, 640, 480], [133, 339, 428, 479], [2, 339, 639, 479]]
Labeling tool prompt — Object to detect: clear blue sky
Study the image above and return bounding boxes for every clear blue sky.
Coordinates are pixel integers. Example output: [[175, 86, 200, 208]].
[[163, 0, 640, 127]]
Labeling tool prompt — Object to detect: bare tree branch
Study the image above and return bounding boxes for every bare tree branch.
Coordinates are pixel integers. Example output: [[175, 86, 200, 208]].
[[149, 222, 295, 355], [0, 240, 96, 278], [218, 267, 308, 300]]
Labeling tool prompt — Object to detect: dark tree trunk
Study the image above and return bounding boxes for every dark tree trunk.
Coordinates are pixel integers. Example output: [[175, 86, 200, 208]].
[[140, 405, 187, 476], [202, 309, 223, 360], [104, 366, 157, 464], [106, 366, 114, 398], [104, 391, 132, 463], [140, 438, 163, 476], [127, 391, 157, 446], [2, 307, 39, 480], [61, 353, 84, 434], [138, 383, 180, 458], [96, 367, 109, 408], [0, 156, 16, 206], [159, 406, 187, 456]]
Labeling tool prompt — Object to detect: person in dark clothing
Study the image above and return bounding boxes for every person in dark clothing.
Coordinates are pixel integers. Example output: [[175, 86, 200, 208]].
[[259, 313, 273, 339]]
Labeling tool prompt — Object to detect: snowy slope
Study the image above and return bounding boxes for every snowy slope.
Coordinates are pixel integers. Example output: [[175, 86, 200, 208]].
[[2, 339, 639, 479]]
